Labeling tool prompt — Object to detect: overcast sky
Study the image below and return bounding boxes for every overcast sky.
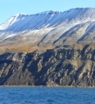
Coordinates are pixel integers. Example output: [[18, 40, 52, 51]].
[[0, 0, 95, 24]]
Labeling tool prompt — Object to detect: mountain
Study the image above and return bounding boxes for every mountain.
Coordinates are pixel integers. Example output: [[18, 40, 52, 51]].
[[0, 8, 95, 86], [0, 8, 95, 52]]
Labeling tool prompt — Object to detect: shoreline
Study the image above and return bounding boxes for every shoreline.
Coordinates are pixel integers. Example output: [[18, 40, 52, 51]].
[[0, 85, 95, 88]]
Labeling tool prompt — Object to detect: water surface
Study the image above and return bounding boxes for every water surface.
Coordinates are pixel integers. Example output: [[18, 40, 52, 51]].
[[0, 87, 95, 104]]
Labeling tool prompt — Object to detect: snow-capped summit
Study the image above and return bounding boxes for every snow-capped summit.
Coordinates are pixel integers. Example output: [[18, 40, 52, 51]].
[[1, 8, 95, 32], [0, 8, 95, 51], [39, 10, 61, 15], [13, 13, 29, 18], [0, 8, 95, 31]]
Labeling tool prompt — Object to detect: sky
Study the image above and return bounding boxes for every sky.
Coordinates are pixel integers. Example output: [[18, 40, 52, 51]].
[[0, 0, 95, 24]]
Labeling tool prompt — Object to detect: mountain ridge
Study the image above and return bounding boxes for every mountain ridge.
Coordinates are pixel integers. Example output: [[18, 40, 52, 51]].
[[1, 8, 95, 31], [0, 8, 95, 53]]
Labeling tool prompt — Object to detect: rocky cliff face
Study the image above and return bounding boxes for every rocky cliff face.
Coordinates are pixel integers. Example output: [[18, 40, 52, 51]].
[[0, 44, 95, 87]]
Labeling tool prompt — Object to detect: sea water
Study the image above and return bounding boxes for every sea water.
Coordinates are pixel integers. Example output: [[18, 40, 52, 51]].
[[0, 87, 95, 104]]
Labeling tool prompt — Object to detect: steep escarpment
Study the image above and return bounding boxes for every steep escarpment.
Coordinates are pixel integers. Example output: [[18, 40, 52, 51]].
[[0, 44, 95, 87]]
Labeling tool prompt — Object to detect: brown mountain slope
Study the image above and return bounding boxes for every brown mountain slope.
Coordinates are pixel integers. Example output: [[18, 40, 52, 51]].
[[0, 44, 95, 87]]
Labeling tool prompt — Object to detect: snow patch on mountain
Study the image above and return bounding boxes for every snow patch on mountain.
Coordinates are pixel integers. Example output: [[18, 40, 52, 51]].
[[0, 8, 95, 46], [1, 8, 95, 32]]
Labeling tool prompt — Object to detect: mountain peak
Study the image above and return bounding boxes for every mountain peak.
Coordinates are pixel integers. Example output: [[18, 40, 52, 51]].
[[13, 10, 62, 17], [13, 13, 29, 18], [39, 10, 62, 15], [1, 8, 95, 48], [4, 7, 95, 20], [1, 7, 95, 31]]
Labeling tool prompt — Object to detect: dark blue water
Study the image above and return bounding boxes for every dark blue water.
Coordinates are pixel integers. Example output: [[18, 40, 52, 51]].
[[0, 87, 95, 104]]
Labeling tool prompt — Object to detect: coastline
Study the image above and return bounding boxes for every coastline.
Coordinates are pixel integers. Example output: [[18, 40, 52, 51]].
[[0, 85, 95, 88]]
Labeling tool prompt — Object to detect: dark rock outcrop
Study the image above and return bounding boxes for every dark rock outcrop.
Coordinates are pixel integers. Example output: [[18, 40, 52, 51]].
[[0, 44, 95, 87]]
